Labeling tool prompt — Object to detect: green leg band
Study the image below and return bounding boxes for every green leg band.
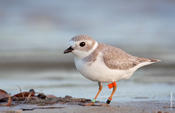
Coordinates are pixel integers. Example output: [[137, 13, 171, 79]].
[[91, 99, 96, 103]]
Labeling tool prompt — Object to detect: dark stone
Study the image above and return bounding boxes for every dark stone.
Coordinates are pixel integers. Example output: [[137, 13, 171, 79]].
[[37, 93, 47, 99], [29, 89, 35, 93]]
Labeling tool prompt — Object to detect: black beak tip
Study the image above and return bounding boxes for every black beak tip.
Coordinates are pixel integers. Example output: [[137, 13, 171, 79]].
[[64, 50, 68, 54], [64, 47, 74, 54]]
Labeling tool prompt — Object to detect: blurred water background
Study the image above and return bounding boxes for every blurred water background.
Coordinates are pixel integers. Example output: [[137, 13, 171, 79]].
[[0, 0, 175, 102]]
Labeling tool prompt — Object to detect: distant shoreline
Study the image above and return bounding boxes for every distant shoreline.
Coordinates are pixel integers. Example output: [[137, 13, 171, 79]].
[[0, 50, 174, 70]]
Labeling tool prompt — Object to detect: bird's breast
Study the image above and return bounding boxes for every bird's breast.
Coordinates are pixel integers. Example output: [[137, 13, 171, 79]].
[[74, 55, 130, 82]]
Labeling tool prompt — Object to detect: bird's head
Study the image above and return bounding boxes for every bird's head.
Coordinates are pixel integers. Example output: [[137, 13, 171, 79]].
[[64, 35, 98, 59]]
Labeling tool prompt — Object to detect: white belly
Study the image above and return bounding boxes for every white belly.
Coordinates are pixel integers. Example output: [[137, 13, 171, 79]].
[[74, 53, 137, 82]]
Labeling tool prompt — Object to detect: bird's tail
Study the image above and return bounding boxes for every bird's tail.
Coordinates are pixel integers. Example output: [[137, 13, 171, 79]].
[[149, 58, 161, 63], [136, 57, 160, 68], [137, 57, 160, 63]]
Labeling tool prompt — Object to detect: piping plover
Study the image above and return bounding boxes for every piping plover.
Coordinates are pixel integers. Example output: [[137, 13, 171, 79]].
[[64, 35, 159, 105]]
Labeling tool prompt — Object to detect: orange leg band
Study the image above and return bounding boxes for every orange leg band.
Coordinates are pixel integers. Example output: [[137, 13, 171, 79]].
[[108, 82, 117, 89]]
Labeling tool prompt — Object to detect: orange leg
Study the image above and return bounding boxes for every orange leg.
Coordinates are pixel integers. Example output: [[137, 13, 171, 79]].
[[82, 82, 103, 106], [106, 81, 117, 104], [94, 82, 103, 100]]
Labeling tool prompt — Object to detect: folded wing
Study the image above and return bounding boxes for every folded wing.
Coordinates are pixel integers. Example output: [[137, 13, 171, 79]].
[[102, 44, 151, 70]]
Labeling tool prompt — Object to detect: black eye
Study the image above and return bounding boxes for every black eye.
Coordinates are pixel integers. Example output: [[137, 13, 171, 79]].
[[79, 42, 86, 47]]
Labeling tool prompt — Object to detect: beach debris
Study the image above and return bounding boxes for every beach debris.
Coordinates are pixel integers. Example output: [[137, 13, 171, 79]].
[[0, 89, 35, 106], [13, 89, 35, 98], [0, 88, 93, 107], [5, 96, 12, 106], [37, 93, 47, 99], [0, 89, 12, 106], [0, 89, 9, 102], [46, 94, 57, 98], [12, 89, 35, 102]]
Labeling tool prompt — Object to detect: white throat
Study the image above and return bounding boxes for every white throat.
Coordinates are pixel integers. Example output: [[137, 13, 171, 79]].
[[74, 41, 98, 59]]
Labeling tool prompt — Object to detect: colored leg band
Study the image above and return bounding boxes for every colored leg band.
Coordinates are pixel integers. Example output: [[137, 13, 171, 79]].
[[108, 82, 117, 89], [91, 99, 96, 103], [106, 97, 112, 104], [108, 83, 113, 89], [106, 99, 111, 104], [108, 97, 112, 101]]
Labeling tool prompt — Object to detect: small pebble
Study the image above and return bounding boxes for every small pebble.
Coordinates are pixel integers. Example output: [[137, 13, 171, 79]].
[[37, 93, 47, 99]]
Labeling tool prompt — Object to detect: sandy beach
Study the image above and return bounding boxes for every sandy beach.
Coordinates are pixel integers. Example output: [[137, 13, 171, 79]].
[[0, 100, 174, 113], [22, 102, 174, 113]]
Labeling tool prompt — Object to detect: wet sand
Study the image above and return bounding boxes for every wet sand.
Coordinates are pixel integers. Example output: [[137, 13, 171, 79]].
[[1, 101, 174, 113]]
